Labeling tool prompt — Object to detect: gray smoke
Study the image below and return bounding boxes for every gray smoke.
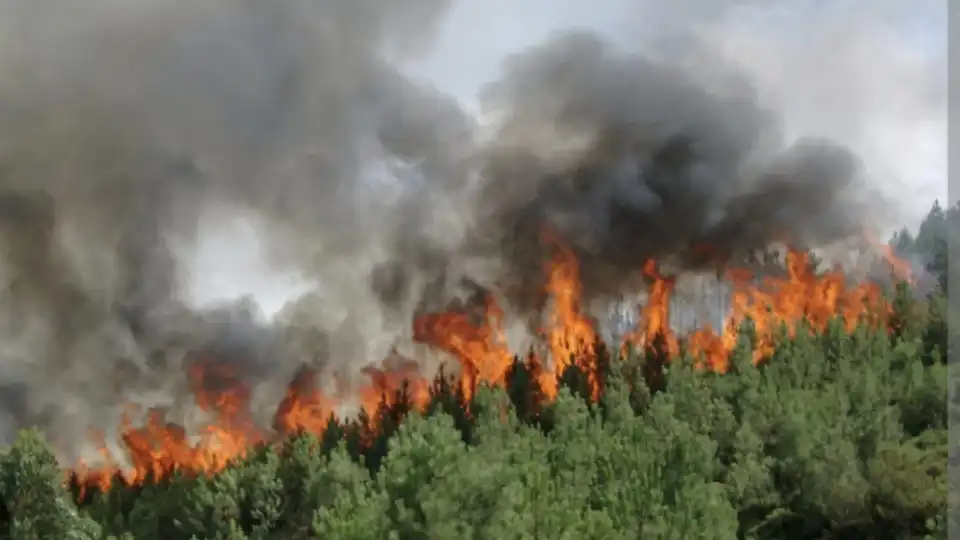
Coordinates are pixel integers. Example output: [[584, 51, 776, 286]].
[[0, 0, 471, 462], [0, 3, 886, 465], [451, 32, 879, 324]]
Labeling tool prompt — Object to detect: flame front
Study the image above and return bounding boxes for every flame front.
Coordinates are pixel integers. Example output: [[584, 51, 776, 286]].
[[70, 243, 898, 493], [412, 294, 513, 402], [683, 251, 888, 371]]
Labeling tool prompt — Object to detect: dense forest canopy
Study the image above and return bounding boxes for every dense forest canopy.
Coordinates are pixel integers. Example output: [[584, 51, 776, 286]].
[[0, 200, 952, 539], [890, 199, 956, 294]]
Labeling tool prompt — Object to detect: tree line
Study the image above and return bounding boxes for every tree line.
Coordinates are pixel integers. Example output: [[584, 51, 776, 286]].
[[0, 201, 952, 540]]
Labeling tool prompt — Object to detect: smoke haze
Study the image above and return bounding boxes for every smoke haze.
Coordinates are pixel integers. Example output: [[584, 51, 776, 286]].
[[0, 0, 927, 463]]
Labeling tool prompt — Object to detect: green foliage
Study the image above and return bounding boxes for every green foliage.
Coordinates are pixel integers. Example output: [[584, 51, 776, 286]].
[[0, 429, 102, 540], [0, 288, 948, 539], [892, 199, 958, 294]]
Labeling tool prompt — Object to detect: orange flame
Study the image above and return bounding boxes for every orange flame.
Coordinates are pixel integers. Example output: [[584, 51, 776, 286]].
[[540, 236, 599, 399], [625, 259, 681, 358], [412, 294, 513, 402], [864, 231, 915, 284], [683, 251, 888, 371]]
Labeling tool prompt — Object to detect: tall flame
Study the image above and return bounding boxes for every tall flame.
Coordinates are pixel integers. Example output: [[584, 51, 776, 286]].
[[540, 235, 599, 399]]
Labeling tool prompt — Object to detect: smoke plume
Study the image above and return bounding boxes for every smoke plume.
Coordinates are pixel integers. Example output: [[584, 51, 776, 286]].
[[453, 31, 878, 326], [0, 1, 883, 463]]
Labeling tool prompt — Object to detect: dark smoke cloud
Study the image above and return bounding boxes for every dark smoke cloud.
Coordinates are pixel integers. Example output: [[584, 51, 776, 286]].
[[0, 4, 884, 464], [465, 32, 878, 313]]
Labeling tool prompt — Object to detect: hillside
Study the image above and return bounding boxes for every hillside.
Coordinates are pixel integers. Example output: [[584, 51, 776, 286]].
[[0, 274, 949, 539]]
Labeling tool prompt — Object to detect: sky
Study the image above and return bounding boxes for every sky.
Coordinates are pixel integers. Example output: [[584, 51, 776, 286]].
[[183, 0, 947, 317]]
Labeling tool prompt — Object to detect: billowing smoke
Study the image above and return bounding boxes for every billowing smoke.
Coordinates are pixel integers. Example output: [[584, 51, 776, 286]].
[[469, 32, 874, 296], [385, 31, 882, 338], [0, 0, 471, 460], [0, 2, 886, 463]]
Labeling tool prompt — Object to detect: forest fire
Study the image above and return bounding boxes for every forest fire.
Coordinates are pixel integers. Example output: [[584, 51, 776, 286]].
[[68, 240, 906, 496], [0, 0, 929, 508]]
